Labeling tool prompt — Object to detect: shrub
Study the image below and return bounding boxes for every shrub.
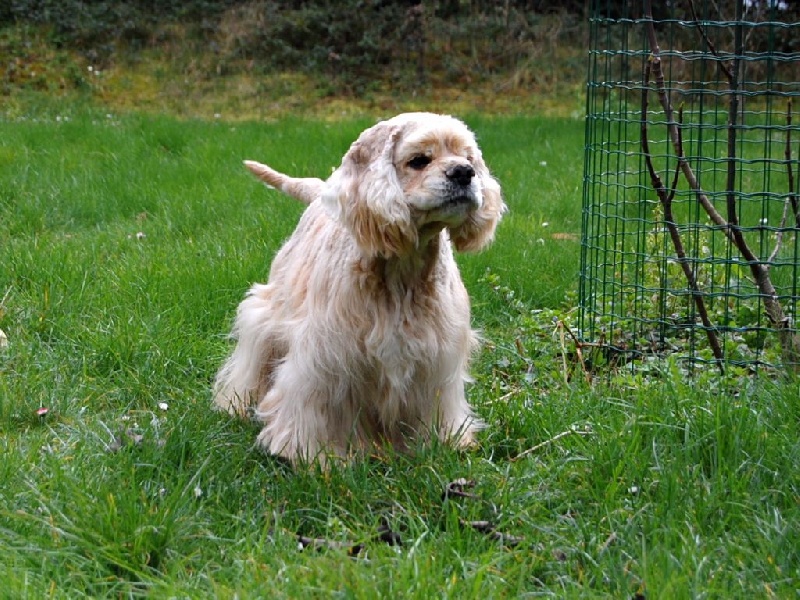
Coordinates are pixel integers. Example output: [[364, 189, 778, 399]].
[[2, 1, 589, 93]]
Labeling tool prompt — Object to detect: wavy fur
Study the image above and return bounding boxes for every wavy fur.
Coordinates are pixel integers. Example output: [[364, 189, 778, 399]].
[[213, 112, 505, 465]]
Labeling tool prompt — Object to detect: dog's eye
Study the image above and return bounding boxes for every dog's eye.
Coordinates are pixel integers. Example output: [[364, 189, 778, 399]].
[[407, 155, 432, 170]]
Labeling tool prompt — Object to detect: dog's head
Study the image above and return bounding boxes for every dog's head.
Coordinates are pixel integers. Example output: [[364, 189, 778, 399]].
[[321, 112, 505, 258]]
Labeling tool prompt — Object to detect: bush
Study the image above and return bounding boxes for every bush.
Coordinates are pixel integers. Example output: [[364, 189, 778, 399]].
[[4, 0, 237, 59], [2, 1, 588, 93], [215, 1, 407, 90]]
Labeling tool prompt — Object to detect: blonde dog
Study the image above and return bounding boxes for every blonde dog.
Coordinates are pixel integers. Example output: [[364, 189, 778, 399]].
[[214, 112, 505, 465]]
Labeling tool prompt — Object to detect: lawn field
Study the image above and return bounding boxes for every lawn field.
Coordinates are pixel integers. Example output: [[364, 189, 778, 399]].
[[1, 105, 798, 598]]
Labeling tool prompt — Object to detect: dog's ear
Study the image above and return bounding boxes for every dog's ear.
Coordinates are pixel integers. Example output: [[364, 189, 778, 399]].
[[321, 122, 417, 257], [450, 152, 506, 252]]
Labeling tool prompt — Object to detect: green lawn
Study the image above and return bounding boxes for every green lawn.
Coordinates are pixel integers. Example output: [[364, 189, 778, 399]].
[[1, 104, 797, 598]]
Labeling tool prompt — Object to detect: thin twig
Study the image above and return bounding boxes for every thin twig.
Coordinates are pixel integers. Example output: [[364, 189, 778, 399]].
[[725, 2, 748, 257], [489, 389, 521, 404], [769, 102, 797, 264], [768, 199, 791, 266], [786, 100, 800, 228], [688, 0, 733, 80], [598, 531, 618, 555], [554, 319, 591, 383], [513, 426, 592, 461], [555, 320, 570, 384]]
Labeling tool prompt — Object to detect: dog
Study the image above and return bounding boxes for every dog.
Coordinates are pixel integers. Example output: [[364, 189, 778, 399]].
[[213, 112, 505, 465]]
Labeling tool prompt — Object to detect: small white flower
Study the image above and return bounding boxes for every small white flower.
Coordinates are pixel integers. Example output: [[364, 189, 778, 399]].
[[88, 65, 94, 72], [136, 231, 146, 240], [0, 328, 7, 348], [539, 160, 548, 167], [158, 402, 169, 411], [193, 486, 203, 498], [541, 222, 549, 227]]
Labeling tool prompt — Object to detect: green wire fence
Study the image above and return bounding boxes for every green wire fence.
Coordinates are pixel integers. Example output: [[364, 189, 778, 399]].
[[579, 0, 800, 374]]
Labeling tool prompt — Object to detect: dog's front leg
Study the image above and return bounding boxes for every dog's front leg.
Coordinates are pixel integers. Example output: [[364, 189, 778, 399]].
[[435, 378, 482, 449], [253, 361, 349, 466]]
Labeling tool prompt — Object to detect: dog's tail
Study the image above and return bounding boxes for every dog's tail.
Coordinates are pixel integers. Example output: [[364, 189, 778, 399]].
[[244, 160, 323, 205]]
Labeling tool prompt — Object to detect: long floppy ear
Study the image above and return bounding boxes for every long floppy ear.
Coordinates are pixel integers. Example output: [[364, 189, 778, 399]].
[[321, 122, 417, 257], [450, 152, 506, 252]]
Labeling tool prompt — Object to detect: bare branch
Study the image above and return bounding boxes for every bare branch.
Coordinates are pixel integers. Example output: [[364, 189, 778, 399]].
[[768, 198, 791, 266], [641, 55, 725, 372], [723, 4, 760, 267], [786, 100, 800, 229], [513, 426, 592, 461], [554, 318, 591, 384], [689, 0, 733, 80], [642, 7, 733, 240], [643, 0, 800, 370], [770, 101, 798, 264]]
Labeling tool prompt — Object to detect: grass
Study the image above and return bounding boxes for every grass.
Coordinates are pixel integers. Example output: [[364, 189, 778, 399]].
[[1, 101, 798, 598]]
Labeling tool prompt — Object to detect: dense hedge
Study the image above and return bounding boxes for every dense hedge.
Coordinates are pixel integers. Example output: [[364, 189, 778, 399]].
[[2, 1, 589, 91], [4, 1, 239, 48], [6, 1, 797, 94]]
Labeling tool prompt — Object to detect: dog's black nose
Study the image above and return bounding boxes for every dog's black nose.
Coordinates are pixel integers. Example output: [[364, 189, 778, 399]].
[[446, 164, 475, 186]]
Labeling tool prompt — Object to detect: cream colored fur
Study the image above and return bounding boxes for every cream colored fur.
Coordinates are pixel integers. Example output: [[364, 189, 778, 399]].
[[213, 112, 505, 465]]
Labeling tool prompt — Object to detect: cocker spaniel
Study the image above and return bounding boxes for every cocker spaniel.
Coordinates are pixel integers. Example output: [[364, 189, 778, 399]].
[[214, 112, 505, 465]]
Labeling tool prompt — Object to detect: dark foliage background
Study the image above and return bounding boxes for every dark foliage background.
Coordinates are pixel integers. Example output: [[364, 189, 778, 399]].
[[3, 1, 797, 94], [1, 1, 590, 91]]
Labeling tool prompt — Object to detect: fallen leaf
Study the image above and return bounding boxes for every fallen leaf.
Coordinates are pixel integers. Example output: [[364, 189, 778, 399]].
[[460, 519, 524, 547], [296, 517, 401, 557], [376, 517, 402, 547], [462, 519, 494, 533], [443, 478, 478, 500]]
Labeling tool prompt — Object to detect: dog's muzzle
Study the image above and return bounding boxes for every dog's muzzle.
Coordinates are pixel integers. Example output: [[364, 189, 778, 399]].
[[442, 164, 480, 210], [446, 164, 475, 186]]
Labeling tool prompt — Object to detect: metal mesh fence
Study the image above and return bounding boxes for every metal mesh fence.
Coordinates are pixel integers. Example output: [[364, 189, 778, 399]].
[[579, 0, 800, 374]]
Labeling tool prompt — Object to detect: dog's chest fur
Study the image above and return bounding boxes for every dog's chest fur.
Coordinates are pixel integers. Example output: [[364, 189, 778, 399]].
[[349, 235, 469, 390]]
